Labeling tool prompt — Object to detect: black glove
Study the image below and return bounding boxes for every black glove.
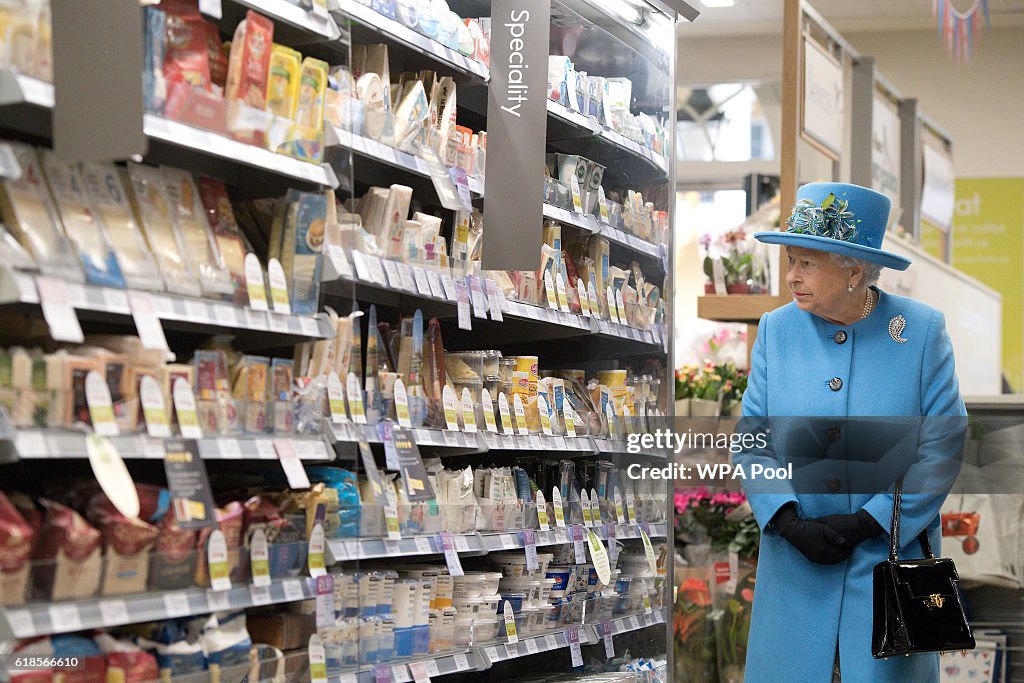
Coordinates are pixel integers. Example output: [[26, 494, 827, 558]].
[[814, 510, 884, 547], [772, 504, 852, 565]]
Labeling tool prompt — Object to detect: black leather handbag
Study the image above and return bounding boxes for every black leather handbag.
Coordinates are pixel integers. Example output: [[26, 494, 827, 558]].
[[872, 478, 975, 658]]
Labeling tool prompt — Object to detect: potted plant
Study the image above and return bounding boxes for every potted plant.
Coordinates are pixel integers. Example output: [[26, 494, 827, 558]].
[[721, 230, 753, 294], [691, 362, 723, 416], [700, 233, 717, 294], [721, 365, 749, 417], [675, 365, 697, 417]]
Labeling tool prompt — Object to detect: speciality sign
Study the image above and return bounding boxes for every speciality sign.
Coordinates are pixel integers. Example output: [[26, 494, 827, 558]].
[[482, 0, 551, 270]]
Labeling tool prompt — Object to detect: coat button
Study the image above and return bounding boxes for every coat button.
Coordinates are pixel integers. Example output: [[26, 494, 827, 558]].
[[825, 478, 841, 492], [833, 330, 847, 344], [828, 377, 843, 391], [826, 427, 841, 442]]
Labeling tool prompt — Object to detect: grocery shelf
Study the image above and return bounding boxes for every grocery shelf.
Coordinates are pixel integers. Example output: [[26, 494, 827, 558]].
[[143, 114, 339, 195], [481, 625, 598, 665], [330, 423, 482, 451], [481, 433, 598, 454], [696, 294, 790, 325], [331, 649, 484, 683], [0, 267, 334, 349], [0, 70, 54, 138], [333, 0, 489, 84], [215, 0, 342, 47], [542, 203, 665, 266], [5, 428, 333, 463], [0, 576, 316, 640]]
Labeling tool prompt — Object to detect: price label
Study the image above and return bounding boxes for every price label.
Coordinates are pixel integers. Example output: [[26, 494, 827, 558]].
[[408, 661, 433, 683], [500, 533, 516, 549], [580, 489, 593, 526], [525, 638, 539, 654], [392, 664, 412, 683], [207, 529, 231, 592], [544, 634, 558, 650], [207, 587, 232, 611], [438, 531, 464, 577], [460, 387, 477, 433], [551, 488, 566, 528], [394, 379, 411, 427], [567, 626, 583, 667], [640, 527, 658, 574], [346, 372, 366, 424], [414, 536, 433, 553], [613, 487, 626, 524], [326, 244, 353, 280], [538, 394, 553, 436], [95, 599, 129, 627], [484, 646, 500, 663], [452, 653, 469, 671], [275, 439, 310, 489], [244, 253, 269, 311], [630, 615, 641, 630], [308, 522, 326, 577], [48, 604, 83, 632], [602, 622, 615, 657], [486, 278, 504, 321], [512, 394, 528, 435], [535, 490, 550, 531], [126, 290, 169, 352], [556, 273, 570, 312], [503, 601, 519, 643], [173, 378, 202, 439], [248, 583, 271, 606], [308, 634, 327, 683], [413, 266, 431, 296], [606, 523, 619, 563], [283, 578, 306, 601], [440, 272, 458, 301], [523, 529, 539, 571], [36, 276, 84, 343], [163, 592, 191, 617], [85, 370, 118, 436], [498, 392, 514, 435], [456, 278, 472, 331], [481, 388, 498, 432], [469, 275, 488, 319], [571, 524, 586, 564], [365, 255, 387, 286], [426, 270, 445, 299], [397, 262, 416, 292], [315, 574, 334, 628], [442, 385, 460, 431], [543, 271, 558, 309], [382, 258, 400, 289], [250, 528, 271, 586]]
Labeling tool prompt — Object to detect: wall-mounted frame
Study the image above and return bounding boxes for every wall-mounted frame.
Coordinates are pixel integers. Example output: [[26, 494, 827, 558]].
[[800, 32, 844, 161], [850, 59, 904, 230], [919, 117, 955, 263]]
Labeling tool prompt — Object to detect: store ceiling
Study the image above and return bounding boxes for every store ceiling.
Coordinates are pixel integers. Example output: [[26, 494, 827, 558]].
[[680, 0, 1024, 34]]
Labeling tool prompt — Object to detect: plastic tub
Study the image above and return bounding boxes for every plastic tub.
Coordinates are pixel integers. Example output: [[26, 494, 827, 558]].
[[497, 592, 526, 614], [545, 565, 574, 599], [476, 571, 502, 596], [499, 577, 543, 603], [490, 552, 530, 577], [452, 574, 487, 599]]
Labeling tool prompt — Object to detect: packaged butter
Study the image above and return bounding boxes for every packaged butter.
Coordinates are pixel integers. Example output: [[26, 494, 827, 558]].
[[266, 44, 301, 119], [0, 143, 84, 281], [125, 163, 201, 298], [79, 162, 164, 292], [160, 167, 235, 299], [198, 177, 249, 304], [39, 151, 126, 289]]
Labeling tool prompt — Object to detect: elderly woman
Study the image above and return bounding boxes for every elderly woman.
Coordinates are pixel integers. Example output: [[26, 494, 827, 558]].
[[736, 183, 966, 682]]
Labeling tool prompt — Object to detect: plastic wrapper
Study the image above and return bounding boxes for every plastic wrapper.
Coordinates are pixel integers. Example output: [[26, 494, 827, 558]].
[[162, 167, 235, 298]]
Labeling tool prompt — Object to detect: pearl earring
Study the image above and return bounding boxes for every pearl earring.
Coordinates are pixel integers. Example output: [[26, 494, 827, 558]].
[[848, 284, 854, 292]]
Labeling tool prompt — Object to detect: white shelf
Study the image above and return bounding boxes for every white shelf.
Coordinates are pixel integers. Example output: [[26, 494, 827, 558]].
[[0, 268, 334, 343], [8, 429, 333, 462], [333, 0, 489, 82], [225, 0, 340, 40], [335, 648, 484, 683], [546, 100, 601, 135], [0, 576, 316, 640], [143, 114, 338, 190], [0, 70, 53, 108]]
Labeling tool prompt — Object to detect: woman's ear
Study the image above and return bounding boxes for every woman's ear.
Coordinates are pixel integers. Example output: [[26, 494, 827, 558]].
[[851, 262, 865, 288]]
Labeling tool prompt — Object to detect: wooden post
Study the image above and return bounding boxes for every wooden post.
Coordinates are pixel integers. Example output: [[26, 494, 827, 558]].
[[779, 0, 801, 296]]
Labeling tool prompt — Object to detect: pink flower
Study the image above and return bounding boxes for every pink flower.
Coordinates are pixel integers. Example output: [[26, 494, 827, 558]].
[[741, 588, 754, 602]]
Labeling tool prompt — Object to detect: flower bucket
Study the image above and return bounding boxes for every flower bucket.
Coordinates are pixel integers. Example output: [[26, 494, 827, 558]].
[[675, 398, 691, 417], [690, 398, 721, 417]]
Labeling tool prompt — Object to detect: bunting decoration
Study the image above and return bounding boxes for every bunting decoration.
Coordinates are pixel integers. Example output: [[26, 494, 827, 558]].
[[933, 0, 990, 63]]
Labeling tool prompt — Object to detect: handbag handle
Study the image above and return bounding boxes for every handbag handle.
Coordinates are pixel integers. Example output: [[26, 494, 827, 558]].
[[889, 477, 935, 562]]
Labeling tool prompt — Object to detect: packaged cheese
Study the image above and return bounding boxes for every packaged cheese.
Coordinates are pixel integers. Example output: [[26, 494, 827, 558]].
[[39, 151, 127, 289], [294, 57, 328, 130], [79, 162, 164, 292], [279, 191, 326, 315], [0, 143, 83, 281], [125, 163, 201, 297], [225, 10, 274, 109], [160, 167, 235, 299], [198, 177, 249, 304], [266, 44, 301, 119]]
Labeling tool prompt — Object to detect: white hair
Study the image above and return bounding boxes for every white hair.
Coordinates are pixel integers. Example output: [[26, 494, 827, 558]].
[[830, 253, 882, 286]]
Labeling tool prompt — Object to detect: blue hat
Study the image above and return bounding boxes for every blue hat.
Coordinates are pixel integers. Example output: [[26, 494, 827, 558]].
[[755, 182, 911, 271]]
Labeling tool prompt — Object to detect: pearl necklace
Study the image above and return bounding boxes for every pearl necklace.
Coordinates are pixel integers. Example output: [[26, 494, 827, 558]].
[[862, 289, 876, 319]]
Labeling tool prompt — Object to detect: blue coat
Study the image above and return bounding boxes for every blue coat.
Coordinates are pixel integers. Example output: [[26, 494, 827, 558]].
[[736, 288, 966, 683]]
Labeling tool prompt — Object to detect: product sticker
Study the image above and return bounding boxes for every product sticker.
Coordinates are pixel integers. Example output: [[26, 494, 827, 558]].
[[99, 599, 129, 627], [163, 438, 216, 528], [543, 271, 558, 310], [250, 528, 271, 586], [504, 601, 519, 643], [326, 244, 353, 280], [572, 524, 586, 564], [248, 584, 271, 606], [567, 626, 583, 667], [456, 278, 472, 331], [538, 394, 553, 436], [87, 433, 139, 518], [127, 290, 169, 352], [625, 489, 638, 525], [580, 489, 593, 526], [613, 487, 625, 524], [308, 520, 326, 577], [267, 258, 291, 314], [536, 490, 550, 531], [397, 262, 416, 292], [460, 387, 477, 433], [394, 378, 411, 427], [173, 377, 203, 439], [605, 402, 619, 440], [485, 278, 505, 321], [384, 486, 401, 540], [481, 388, 498, 432], [576, 279, 590, 317], [314, 574, 334, 628], [587, 281, 601, 320], [606, 522, 618, 562], [437, 531, 464, 577], [308, 634, 327, 683], [442, 385, 460, 430], [469, 275, 488, 319], [274, 438, 311, 489], [587, 528, 611, 584], [206, 529, 231, 592], [590, 487, 602, 525], [36, 276, 84, 343], [523, 528, 539, 571], [640, 527, 657, 574], [346, 372, 366, 424], [327, 372, 347, 423], [512, 393, 528, 435], [556, 273, 570, 312], [498, 392, 514, 435], [139, 375, 171, 438], [552, 487, 566, 528], [602, 621, 615, 657], [244, 253, 269, 311], [85, 370, 118, 436]]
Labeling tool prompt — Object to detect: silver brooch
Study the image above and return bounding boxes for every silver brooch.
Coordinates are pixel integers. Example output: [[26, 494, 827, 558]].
[[889, 316, 908, 343]]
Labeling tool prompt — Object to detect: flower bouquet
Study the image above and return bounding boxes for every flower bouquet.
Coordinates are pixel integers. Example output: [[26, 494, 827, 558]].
[[675, 570, 718, 682]]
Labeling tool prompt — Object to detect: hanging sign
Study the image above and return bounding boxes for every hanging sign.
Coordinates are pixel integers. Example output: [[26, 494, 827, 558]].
[[802, 37, 844, 159]]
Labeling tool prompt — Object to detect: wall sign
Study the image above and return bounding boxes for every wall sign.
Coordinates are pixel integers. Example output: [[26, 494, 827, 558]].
[[802, 37, 844, 160], [922, 141, 955, 230], [482, 0, 551, 270], [871, 88, 901, 217]]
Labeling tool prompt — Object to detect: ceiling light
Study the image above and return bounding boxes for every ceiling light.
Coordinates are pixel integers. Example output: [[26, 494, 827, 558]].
[[701, 0, 736, 7]]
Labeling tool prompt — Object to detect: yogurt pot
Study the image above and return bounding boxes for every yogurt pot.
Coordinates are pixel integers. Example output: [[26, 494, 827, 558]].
[[520, 605, 544, 636], [615, 574, 633, 596], [497, 591, 526, 614], [490, 552, 530, 577], [545, 565, 574, 599], [542, 600, 568, 630], [477, 571, 502, 596], [451, 573, 487, 599], [498, 576, 542, 603], [473, 594, 501, 617]]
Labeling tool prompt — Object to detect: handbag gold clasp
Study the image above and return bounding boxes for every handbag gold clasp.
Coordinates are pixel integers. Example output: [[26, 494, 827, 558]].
[[923, 593, 945, 609]]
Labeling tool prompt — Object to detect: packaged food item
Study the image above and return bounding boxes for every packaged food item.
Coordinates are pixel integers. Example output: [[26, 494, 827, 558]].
[[235, 354, 270, 433], [143, 6, 167, 113], [194, 349, 238, 434], [161, 167, 235, 298], [225, 10, 274, 109], [200, 611, 253, 674], [198, 177, 249, 303], [195, 501, 246, 586], [33, 498, 102, 601], [204, 21, 228, 89], [0, 143, 84, 281], [279, 191, 326, 315], [266, 44, 302, 118], [270, 358, 294, 433], [125, 162, 202, 297], [94, 632, 160, 683], [77, 162, 165, 292], [88, 490, 160, 596], [147, 502, 199, 591], [161, 0, 212, 92], [0, 491, 36, 606]]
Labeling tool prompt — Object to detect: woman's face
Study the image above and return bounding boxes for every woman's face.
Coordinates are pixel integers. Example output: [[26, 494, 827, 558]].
[[785, 246, 857, 318]]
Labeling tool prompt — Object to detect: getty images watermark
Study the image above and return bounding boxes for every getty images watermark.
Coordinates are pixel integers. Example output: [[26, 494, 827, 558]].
[[623, 428, 793, 482]]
